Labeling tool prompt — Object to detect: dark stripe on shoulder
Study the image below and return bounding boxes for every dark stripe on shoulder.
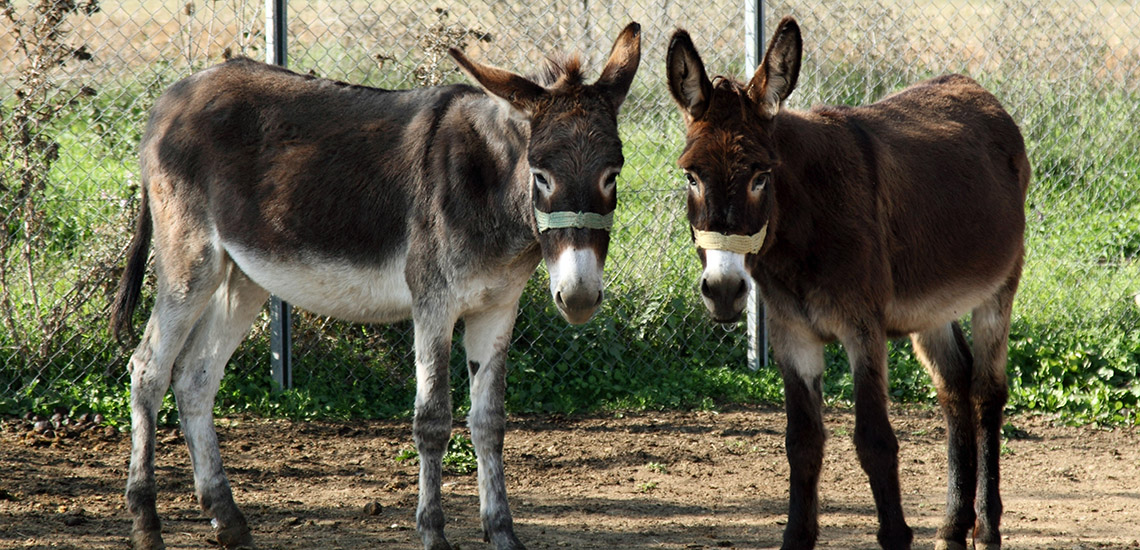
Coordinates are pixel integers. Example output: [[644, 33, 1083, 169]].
[[419, 85, 481, 173], [844, 116, 880, 194]]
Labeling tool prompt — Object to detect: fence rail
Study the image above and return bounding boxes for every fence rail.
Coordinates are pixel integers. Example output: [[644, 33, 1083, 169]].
[[2, 0, 1138, 418]]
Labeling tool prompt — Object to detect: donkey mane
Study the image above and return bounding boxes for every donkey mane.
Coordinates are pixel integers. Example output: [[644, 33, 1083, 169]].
[[227, 56, 406, 95], [533, 53, 586, 87]]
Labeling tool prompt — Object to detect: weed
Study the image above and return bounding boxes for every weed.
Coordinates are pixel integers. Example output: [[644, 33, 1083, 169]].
[[637, 481, 658, 493], [390, 434, 478, 475]]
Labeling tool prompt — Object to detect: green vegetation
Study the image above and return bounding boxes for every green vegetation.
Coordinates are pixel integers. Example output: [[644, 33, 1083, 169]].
[[395, 433, 479, 475], [2, 40, 1138, 429]]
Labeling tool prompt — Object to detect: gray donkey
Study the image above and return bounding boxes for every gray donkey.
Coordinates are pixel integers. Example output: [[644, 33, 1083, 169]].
[[111, 24, 641, 550]]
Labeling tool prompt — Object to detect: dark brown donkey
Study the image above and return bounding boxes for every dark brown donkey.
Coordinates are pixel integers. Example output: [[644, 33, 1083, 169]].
[[110, 24, 640, 550], [666, 17, 1028, 550]]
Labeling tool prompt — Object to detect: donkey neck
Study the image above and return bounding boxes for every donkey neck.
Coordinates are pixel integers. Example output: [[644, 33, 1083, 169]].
[[419, 92, 541, 268], [756, 107, 884, 290], [459, 93, 537, 223]]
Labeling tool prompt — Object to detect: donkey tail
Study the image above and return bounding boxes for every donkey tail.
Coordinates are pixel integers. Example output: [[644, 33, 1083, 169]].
[[110, 184, 152, 344]]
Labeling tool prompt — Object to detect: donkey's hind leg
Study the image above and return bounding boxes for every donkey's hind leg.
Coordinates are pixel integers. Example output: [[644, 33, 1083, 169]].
[[969, 272, 1020, 550], [912, 322, 976, 550], [464, 304, 525, 550], [170, 260, 268, 548], [127, 243, 225, 550]]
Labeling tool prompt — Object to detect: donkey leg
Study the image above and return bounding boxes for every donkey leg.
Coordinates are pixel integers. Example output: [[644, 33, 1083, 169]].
[[844, 327, 913, 550], [127, 256, 225, 550], [464, 305, 525, 550], [413, 303, 458, 550], [170, 262, 268, 549], [912, 323, 976, 550], [970, 275, 1019, 550], [770, 320, 826, 550]]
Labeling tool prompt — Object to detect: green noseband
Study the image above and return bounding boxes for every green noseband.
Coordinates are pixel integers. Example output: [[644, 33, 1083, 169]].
[[535, 209, 614, 232], [692, 224, 768, 255]]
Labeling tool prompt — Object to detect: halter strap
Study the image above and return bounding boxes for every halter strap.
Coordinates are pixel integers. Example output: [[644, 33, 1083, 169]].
[[692, 224, 768, 255], [535, 209, 614, 232]]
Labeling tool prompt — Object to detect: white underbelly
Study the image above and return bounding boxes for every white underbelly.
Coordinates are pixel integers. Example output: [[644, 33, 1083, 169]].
[[885, 280, 1001, 334], [224, 242, 413, 323]]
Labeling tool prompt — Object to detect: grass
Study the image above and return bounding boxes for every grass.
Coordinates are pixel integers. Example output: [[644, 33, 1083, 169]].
[[2, 12, 1139, 428]]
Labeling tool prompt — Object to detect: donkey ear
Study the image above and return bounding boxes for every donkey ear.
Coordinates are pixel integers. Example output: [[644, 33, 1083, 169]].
[[746, 16, 802, 119], [666, 29, 713, 121], [594, 22, 642, 110], [450, 48, 547, 117]]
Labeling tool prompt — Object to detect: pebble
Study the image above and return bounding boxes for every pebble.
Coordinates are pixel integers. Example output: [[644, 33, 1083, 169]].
[[363, 501, 383, 516], [33, 420, 51, 434]]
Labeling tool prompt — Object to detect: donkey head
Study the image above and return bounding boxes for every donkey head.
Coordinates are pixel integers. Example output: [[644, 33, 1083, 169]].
[[451, 23, 641, 324], [666, 17, 801, 322]]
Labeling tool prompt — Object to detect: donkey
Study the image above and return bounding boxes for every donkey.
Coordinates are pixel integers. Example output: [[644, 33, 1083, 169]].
[[109, 24, 641, 550], [666, 17, 1028, 550]]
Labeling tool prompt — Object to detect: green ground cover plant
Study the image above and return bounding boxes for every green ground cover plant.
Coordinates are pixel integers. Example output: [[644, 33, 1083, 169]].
[[2, 49, 1138, 428]]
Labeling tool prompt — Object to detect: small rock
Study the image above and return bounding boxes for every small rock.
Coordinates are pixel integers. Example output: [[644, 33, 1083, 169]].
[[22, 411, 35, 421], [33, 420, 51, 434], [103, 426, 119, 438], [281, 516, 301, 527], [78, 412, 92, 424], [93, 413, 105, 425], [363, 501, 383, 516], [62, 508, 86, 527]]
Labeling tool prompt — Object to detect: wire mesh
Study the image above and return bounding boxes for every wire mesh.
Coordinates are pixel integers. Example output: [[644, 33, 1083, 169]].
[[1, 0, 1138, 415]]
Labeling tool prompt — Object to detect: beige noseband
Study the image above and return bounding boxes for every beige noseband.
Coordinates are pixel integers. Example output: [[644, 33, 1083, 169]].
[[535, 209, 614, 232], [692, 224, 768, 255]]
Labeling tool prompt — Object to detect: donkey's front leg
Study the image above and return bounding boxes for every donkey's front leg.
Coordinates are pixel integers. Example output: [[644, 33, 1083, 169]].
[[464, 306, 525, 550], [413, 303, 458, 550], [771, 319, 826, 550], [844, 326, 913, 550]]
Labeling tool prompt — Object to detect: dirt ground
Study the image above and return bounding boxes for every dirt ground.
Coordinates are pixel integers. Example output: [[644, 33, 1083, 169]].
[[2, 405, 1139, 550]]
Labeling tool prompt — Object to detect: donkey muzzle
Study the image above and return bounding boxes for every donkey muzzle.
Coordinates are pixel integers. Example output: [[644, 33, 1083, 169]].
[[548, 247, 605, 325], [700, 249, 750, 323]]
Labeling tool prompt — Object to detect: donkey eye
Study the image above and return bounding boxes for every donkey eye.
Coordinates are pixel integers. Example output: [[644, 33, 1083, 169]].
[[533, 172, 551, 192], [684, 172, 698, 187], [751, 172, 771, 193], [603, 172, 618, 189]]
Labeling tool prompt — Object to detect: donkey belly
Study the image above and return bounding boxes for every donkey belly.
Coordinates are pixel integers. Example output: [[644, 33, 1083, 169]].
[[224, 242, 413, 323], [884, 278, 1004, 336]]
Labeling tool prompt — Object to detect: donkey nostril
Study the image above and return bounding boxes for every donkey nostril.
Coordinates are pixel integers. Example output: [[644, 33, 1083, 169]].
[[735, 279, 748, 300], [593, 291, 602, 307], [700, 278, 712, 299], [555, 291, 565, 308]]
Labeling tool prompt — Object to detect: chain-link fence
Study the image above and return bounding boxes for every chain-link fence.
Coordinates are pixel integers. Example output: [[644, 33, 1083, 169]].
[[2, 0, 1138, 417]]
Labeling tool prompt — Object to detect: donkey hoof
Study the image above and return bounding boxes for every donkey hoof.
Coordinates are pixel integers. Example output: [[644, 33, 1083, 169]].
[[934, 540, 967, 550], [488, 531, 527, 550], [422, 534, 453, 550], [130, 529, 166, 550], [215, 523, 254, 549]]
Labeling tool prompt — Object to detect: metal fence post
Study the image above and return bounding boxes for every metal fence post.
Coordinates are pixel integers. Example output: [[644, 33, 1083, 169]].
[[266, 0, 293, 390], [745, 0, 769, 370]]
